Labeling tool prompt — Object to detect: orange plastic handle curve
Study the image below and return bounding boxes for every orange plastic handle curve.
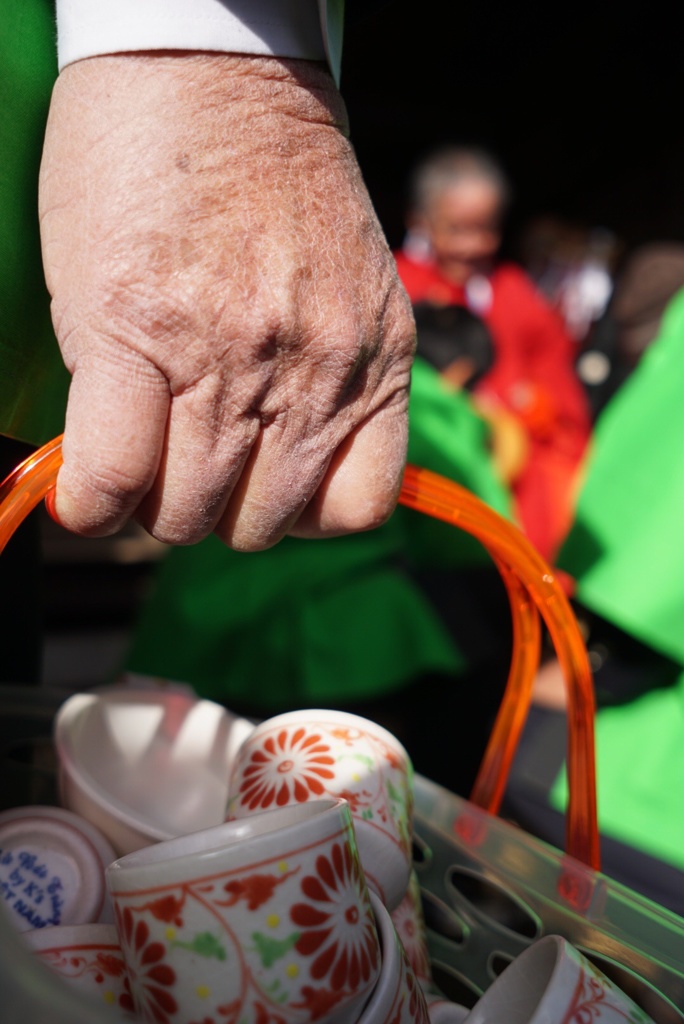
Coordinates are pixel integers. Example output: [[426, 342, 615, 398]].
[[0, 439, 599, 870], [399, 464, 598, 869]]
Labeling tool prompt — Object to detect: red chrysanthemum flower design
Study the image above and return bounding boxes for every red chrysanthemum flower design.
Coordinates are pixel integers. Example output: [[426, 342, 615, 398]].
[[119, 978, 136, 1016], [237, 728, 336, 810], [292, 985, 344, 1019], [290, 841, 379, 994], [390, 888, 431, 984], [401, 944, 430, 1023], [116, 906, 178, 1024]]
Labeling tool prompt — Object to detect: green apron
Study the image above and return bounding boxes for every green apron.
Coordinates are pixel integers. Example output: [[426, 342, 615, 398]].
[[126, 357, 512, 708], [554, 288, 684, 869]]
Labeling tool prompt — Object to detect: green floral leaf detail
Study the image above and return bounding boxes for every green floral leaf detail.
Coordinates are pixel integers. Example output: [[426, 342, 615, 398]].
[[386, 779, 401, 803], [251, 930, 300, 968], [263, 980, 289, 1003], [337, 752, 375, 769], [361, 808, 373, 820], [171, 931, 227, 961], [349, 753, 376, 769]]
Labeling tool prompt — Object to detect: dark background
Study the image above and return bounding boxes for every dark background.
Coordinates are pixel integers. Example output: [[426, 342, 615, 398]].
[[341, 2, 684, 255]]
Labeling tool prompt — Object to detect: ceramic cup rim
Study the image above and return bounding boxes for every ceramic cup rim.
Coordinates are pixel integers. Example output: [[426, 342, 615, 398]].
[[241, 708, 410, 763], [22, 921, 120, 953], [356, 889, 404, 1023], [106, 796, 350, 887], [370, 891, 400, 987], [0, 804, 117, 875]]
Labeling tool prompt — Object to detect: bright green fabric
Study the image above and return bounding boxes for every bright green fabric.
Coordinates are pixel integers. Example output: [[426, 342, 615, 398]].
[[126, 358, 512, 707], [553, 288, 684, 868], [560, 288, 684, 664], [0, 0, 69, 445], [551, 670, 684, 870]]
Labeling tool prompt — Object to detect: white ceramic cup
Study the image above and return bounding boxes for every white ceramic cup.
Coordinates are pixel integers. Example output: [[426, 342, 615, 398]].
[[423, 992, 470, 1024], [464, 934, 656, 1024], [0, 813, 106, 931], [106, 797, 381, 1024], [227, 709, 414, 911], [0, 805, 116, 923], [391, 869, 432, 990], [23, 922, 134, 1017], [359, 890, 431, 1024]]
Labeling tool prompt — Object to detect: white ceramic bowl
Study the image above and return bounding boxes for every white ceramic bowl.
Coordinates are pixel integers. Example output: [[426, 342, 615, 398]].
[[54, 686, 254, 855]]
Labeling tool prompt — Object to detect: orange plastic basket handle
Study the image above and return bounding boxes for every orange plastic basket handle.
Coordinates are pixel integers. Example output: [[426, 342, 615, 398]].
[[398, 465, 598, 870], [0, 441, 599, 869]]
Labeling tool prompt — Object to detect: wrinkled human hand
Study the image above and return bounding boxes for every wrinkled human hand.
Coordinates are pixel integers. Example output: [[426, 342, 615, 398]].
[[39, 53, 414, 549]]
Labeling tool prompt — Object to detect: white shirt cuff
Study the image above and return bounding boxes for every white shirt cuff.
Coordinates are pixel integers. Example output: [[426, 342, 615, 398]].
[[56, 0, 329, 72]]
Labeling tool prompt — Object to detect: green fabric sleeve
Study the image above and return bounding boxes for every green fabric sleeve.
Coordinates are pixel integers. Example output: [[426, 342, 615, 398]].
[[0, 0, 69, 445]]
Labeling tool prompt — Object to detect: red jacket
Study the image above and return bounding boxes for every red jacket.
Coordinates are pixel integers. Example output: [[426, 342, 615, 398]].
[[395, 253, 591, 561]]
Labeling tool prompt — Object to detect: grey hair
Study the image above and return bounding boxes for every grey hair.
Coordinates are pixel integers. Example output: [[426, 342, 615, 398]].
[[409, 147, 512, 214]]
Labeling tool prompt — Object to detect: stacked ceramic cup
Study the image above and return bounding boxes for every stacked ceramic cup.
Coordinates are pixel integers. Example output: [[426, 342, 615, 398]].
[[104, 708, 656, 1024], [17, 701, 658, 1024], [224, 709, 431, 1024], [104, 708, 431, 1024]]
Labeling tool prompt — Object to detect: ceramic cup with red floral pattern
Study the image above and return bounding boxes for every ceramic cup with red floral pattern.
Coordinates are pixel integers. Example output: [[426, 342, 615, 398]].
[[22, 922, 134, 1017], [465, 935, 655, 1024], [227, 709, 414, 911], [390, 869, 432, 991], [106, 797, 381, 1024], [359, 891, 431, 1024]]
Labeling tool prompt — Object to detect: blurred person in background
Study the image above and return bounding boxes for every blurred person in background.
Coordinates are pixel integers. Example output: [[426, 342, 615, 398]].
[[519, 216, 619, 345], [412, 301, 529, 487], [575, 242, 684, 420], [396, 147, 592, 563]]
